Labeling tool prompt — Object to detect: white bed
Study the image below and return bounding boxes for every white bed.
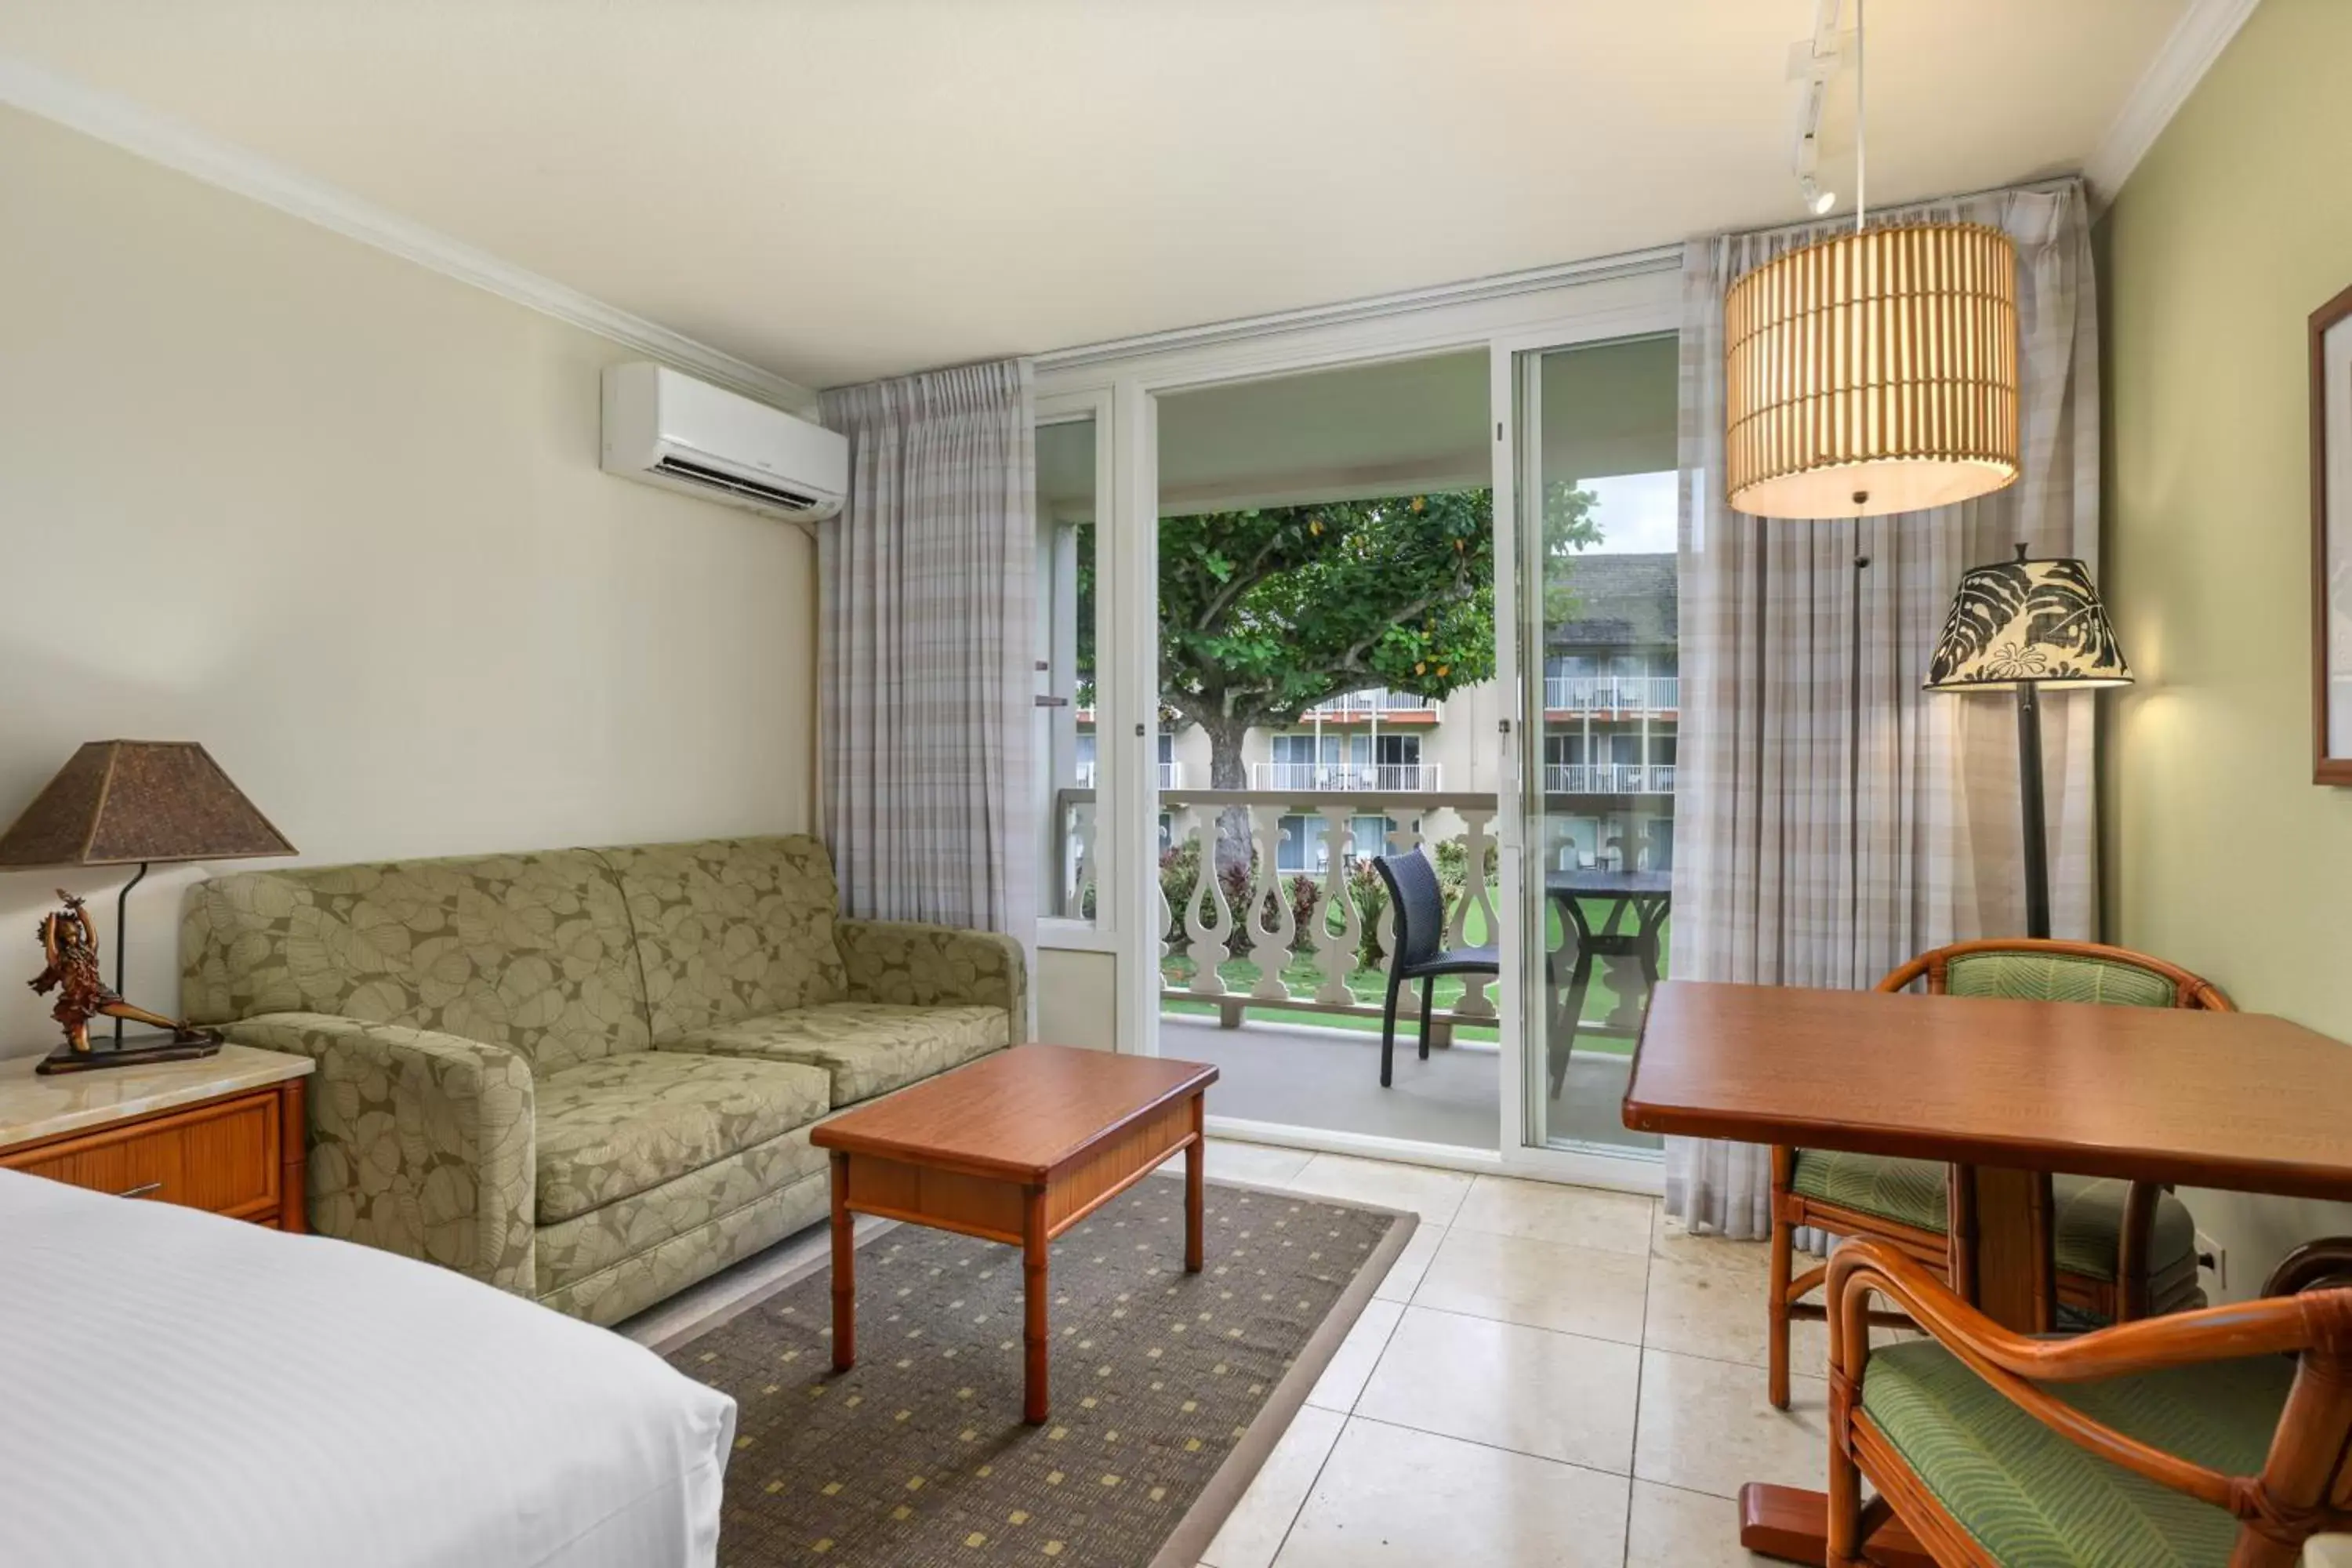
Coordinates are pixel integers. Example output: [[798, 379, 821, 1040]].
[[0, 1171, 735, 1568]]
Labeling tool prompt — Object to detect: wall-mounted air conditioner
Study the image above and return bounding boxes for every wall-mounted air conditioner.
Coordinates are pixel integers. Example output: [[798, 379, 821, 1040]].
[[600, 361, 847, 527]]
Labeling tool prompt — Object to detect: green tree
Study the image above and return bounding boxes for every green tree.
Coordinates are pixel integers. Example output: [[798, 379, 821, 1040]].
[[1079, 481, 1600, 869]]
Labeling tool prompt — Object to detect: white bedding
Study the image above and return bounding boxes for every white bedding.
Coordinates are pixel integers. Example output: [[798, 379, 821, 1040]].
[[0, 1171, 735, 1568]]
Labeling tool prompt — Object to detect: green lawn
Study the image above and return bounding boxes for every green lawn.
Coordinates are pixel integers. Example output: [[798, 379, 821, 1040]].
[[1160, 895, 1668, 1055]]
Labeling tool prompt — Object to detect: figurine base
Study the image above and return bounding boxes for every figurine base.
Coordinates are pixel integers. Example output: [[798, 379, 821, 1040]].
[[35, 1030, 223, 1076]]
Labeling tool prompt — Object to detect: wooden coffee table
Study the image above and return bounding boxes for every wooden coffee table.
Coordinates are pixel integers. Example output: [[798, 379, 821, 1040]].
[[809, 1044, 1219, 1424]]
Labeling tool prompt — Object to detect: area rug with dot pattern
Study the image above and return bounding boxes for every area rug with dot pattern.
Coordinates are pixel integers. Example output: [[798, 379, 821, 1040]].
[[655, 1171, 1413, 1568]]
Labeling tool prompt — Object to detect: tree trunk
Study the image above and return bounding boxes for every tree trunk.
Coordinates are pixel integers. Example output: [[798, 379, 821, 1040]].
[[1199, 714, 1255, 878]]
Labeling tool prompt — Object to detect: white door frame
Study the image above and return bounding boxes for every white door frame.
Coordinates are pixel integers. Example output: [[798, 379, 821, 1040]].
[[1034, 263, 1680, 1196]]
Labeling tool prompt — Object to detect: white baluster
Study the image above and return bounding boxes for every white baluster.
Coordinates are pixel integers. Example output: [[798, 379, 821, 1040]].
[[1181, 812, 1232, 996], [1310, 807, 1359, 1005], [1155, 810, 1177, 963], [1246, 807, 1296, 1000], [1451, 808, 1499, 1018], [1072, 804, 1098, 922], [1374, 817, 1417, 985]]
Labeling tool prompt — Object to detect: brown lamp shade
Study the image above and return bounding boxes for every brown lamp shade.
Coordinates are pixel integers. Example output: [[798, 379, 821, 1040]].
[[0, 741, 295, 868], [1725, 222, 2022, 520]]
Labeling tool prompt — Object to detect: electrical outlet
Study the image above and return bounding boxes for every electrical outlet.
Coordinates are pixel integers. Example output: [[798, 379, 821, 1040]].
[[2195, 1229, 2227, 1293]]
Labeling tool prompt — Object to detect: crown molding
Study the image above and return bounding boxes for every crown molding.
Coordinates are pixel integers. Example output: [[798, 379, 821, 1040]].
[[1033, 246, 1682, 372], [0, 53, 818, 415], [2082, 0, 2261, 205]]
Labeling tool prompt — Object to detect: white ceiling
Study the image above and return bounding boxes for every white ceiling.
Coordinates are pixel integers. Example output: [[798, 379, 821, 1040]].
[[0, 0, 2192, 390]]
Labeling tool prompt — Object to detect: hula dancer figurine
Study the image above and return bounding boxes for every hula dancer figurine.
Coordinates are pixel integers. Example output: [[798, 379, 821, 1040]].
[[29, 891, 215, 1070]]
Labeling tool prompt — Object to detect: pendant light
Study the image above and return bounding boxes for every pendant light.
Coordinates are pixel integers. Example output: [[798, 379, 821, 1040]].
[[1723, 0, 2021, 519]]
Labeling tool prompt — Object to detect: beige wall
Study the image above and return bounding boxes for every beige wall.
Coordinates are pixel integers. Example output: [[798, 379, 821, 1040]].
[[2103, 0, 2352, 1296], [0, 107, 820, 1058]]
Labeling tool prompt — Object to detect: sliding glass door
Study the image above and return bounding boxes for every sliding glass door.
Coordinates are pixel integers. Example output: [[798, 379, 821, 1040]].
[[1513, 333, 1680, 1156]]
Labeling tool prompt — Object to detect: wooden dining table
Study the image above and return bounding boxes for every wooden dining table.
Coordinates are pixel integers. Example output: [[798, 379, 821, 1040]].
[[1622, 978, 2352, 1567]]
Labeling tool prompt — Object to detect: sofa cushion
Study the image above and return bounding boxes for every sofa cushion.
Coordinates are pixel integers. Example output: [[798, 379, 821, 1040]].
[[1860, 1337, 2288, 1566], [1791, 1152, 2199, 1283], [533, 1051, 830, 1225], [180, 850, 648, 1074], [661, 1002, 1008, 1107], [593, 837, 850, 1040], [534, 1125, 829, 1301]]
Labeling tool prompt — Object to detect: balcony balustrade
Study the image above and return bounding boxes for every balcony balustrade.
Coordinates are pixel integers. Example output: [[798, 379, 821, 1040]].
[[1541, 674, 1680, 712], [1073, 760, 1184, 789], [1539, 762, 1676, 795], [1302, 687, 1444, 720], [1246, 761, 1442, 793]]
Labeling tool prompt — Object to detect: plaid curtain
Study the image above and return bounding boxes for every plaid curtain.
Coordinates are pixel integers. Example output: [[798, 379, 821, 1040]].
[[818, 359, 1036, 942], [1666, 183, 2102, 1237]]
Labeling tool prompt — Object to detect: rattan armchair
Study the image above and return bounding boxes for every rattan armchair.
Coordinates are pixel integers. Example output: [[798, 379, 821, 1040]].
[[1823, 1236, 2352, 1567], [1767, 938, 2232, 1409]]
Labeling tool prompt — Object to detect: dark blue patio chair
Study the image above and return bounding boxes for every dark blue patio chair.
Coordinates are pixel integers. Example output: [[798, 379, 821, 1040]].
[[1370, 846, 1506, 1089]]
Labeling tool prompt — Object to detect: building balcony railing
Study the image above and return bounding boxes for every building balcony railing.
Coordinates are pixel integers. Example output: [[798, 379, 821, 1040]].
[[1541, 762, 1675, 795], [1247, 761, 1442, 793], [1302, 687, 1443, 720], [1073, 760, 1184, 789], [1051, 784, 1670, 1041], [1542, 675, 1679, 712]]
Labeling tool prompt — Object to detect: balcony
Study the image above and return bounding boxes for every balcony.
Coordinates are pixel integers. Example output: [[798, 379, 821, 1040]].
[[1302, 687, 1443, 721], [1541, 762, 1675, 795], [1542, 674, 1679, 713], [1247, 761, 1442, 793]]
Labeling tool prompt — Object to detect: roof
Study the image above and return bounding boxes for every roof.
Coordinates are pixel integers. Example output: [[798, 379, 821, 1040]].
[[1546, 552, 1677, 648]]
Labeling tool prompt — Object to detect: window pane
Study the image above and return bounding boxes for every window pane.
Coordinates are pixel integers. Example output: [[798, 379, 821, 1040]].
[[1037, 416, 1098, 922], [1525, 333, 1679, 1155]]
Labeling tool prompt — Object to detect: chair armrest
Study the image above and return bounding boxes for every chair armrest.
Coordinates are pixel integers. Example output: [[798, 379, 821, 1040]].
[[836, 920, 1026, 1037], [1827, 1237, 2352, 1513], [220, 1013, 537, 1295]]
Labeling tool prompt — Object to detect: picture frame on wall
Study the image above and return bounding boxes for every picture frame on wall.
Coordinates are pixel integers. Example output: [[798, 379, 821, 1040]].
[[2314, 284, 2352, 785]]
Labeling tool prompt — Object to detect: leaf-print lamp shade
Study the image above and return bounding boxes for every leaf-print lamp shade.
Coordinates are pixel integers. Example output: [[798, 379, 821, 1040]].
[[1926, 556, 2132, 693]]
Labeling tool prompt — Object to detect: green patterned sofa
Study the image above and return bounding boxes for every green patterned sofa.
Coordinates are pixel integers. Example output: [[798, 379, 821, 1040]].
[[179, 836, 1024, 1326]]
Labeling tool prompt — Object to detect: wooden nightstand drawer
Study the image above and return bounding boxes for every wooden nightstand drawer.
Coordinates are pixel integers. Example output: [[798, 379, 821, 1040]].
[[3, 1091, 282, 1220], [0, 1047, 311, 1230]]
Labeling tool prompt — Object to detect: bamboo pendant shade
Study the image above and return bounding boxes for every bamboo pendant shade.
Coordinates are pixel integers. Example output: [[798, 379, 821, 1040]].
[[1725, 221, 2020, 519]]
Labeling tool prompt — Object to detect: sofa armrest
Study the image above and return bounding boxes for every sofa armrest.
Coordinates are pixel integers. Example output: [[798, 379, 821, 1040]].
[[836, 920, 1027, 1039], [220, 1013, 538, 1295]]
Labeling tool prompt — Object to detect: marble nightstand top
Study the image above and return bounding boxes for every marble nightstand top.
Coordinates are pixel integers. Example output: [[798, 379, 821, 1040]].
[[0, 1044, 313, 1152]]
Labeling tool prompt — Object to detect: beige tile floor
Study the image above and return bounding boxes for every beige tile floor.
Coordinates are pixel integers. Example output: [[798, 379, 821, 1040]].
[[624, 1138, 1823, 1568], [1193, 1142, 1821, 1568]]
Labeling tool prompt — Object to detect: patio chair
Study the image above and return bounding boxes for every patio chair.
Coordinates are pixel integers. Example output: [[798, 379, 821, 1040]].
[[1821, 1234, 2352, 1566], [1766, 938, 2231, 1410], [1369, 846, 1501, 1089]]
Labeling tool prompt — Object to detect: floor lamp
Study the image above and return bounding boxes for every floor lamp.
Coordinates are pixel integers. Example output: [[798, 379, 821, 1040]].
[[1926, 546, 2132, 938]]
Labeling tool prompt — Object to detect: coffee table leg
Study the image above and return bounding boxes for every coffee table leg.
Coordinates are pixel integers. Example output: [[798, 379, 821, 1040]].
[[829, 1152, 855, 1373], [1024, 1185, 1050, 1425], [1185, 1094, 1205, 1273]]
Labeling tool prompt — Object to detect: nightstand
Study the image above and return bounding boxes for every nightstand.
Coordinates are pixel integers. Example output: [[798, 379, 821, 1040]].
[[0, 1044, 311, 1229]]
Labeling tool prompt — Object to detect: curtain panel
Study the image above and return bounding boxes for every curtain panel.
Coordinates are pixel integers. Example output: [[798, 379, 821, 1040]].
[[1667, 183, 2101, 1238], [818, 358, 1036, 942]]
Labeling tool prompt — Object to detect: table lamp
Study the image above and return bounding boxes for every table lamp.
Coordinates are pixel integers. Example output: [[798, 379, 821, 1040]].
[[0, 741, 295, 1068], [1926, 547, 2131, 938]]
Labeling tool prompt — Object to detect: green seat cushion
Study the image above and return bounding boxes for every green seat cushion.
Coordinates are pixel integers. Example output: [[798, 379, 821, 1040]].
[[1860, 1338, 2288, 1566], [1943, 952, 2179, 1009], [533, 1050, 830, 1224], [659, 1001, 1008, 1107], [1790, 1152, 2198, 1283]]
